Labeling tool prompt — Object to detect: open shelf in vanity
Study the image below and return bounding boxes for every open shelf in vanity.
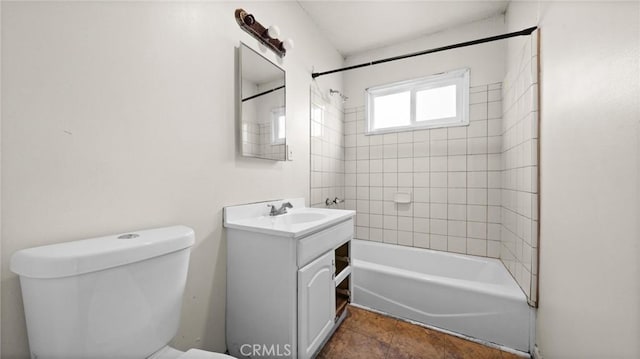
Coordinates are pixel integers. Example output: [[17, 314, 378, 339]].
[[334, 241, 351, 320]]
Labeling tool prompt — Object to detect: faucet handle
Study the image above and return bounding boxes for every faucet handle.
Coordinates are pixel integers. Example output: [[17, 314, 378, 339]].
[[325, 197, 344, 207]]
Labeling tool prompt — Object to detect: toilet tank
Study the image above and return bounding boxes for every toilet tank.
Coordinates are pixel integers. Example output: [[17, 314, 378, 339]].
[[10, 226, 196, 359]]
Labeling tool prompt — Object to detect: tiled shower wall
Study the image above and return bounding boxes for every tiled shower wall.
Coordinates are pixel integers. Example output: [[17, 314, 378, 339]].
[[500, 31, 540, 305], [310, 88, 345, 208], [343, 83, 504, 257]]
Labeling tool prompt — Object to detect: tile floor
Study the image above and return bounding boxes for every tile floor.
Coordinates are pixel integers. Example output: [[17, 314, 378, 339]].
[[318, 306, 528, 359]]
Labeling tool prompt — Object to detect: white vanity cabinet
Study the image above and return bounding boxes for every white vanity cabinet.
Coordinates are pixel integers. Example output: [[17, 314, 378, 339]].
[[224, 199, 354, 359]]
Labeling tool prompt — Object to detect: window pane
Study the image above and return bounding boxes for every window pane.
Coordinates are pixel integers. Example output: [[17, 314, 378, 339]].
[[277, 115, 285, 140], [416, 85, 457, 122], [374, 91, 410, 129]]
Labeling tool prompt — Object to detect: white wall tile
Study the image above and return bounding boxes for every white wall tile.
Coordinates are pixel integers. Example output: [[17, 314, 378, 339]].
[[370, 145, 383, 159], [369, 228, 383, 242], [448, 155, 467, 171], [413, 141, 429, 157], [413, 172, 429, 187], [398, 143, 413, 158], [430, 188, 447, 203], [413, 203, 429, 218], [383, 144, 397, 158], [430, 128, 448, 140], [448, 126, 467, 139], [430, 235, 447, 251], [448, 172, 467, 188], [467, 188, 488, 205], [448, 188, 467, 204], [468, 154, 488, 171], [467, 238, 487, 256], [468, 120, 488, 138], [383, 229, 398, 244], [430, 219, 447, 235], [398, 231, 413, 246], [431, 156, 448, 171], [398, 173, 412, 187], [431, 203, 447, 219], [383, 133, 398, 144], [468, 137, 488, 154], [413, 233, 430, 248], [414, 188, 429, 202], [413, 157, 429, 172], [470, 103, 488, 121], [468, 222, 487, 239], [430, 140, 448, 156], [448, 139, 467, 155], [448, 204, 467, 220], [467, 205, 487, 222], [448, 236, 467, 253]]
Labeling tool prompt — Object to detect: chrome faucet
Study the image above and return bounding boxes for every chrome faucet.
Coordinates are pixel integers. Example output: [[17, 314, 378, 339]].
[[268, 202, 293, 216], [325, 197, 344, 207]]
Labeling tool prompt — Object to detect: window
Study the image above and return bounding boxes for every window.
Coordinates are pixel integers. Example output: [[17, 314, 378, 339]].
[[271, 107, 285, 145], [366, 68, 469, 134]]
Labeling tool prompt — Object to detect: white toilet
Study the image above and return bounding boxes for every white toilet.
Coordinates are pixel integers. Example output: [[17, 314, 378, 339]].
[[11, 226, 236, 359]]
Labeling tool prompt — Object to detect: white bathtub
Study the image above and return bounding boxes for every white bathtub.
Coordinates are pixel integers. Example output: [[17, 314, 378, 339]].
[[352, 239, 531, 352]]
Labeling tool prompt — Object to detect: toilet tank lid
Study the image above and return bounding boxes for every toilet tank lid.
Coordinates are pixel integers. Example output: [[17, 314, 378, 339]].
[[10, 225, 195, 279]]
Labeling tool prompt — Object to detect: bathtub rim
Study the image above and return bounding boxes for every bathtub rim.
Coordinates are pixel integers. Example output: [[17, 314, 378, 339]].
[[351, 239, 527, 301], [353, 259, 526, 302]]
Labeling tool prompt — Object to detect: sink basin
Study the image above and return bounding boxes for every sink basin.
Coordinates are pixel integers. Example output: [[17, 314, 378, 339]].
[[224, 199, 355, 238], [281, 212, 328, 224]]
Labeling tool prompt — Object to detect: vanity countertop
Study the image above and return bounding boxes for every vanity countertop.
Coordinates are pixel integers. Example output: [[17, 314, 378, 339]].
[[223, 199, 354, 238]]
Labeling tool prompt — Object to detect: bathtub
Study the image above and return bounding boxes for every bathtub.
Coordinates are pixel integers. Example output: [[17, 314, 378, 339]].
[[352, 239, 531, 352]]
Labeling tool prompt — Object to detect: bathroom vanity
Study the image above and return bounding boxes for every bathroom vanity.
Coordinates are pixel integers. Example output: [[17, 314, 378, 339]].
[[224, 198, 354, 359]]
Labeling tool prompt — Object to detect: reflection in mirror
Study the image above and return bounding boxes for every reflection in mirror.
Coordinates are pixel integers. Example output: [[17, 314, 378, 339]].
[[239, 43, 286, 161]]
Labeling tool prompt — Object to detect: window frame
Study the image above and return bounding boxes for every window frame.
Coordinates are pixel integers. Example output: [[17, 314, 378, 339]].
[[365, 68, 470, 135]]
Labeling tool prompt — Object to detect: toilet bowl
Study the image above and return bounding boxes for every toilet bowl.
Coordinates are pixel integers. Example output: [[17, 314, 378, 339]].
[[11, 226, 237, 359]]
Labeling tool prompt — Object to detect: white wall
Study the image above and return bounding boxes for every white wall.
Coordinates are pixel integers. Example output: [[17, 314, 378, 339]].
[[1, 2, 342, 358], [506, 1, 640, 357]]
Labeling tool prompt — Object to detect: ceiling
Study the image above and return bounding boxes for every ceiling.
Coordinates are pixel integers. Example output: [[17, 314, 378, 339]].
[[298, 1, 509, 57]]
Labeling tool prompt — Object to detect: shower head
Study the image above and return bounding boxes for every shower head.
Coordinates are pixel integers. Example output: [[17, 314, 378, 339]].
[[329, 89, 349, 103]]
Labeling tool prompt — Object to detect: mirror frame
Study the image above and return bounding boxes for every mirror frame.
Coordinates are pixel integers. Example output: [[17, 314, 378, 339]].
[[237, 42, 287, 161]]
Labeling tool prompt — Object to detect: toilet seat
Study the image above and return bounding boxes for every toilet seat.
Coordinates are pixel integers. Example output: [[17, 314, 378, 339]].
[[179, 349, 236, 359]]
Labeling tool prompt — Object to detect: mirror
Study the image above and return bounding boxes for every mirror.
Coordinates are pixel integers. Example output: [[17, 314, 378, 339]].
[[238, 43, 286, 161]]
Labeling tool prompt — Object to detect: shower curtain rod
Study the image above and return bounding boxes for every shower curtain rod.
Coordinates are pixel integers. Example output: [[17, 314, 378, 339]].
[[242, 85, 285, 102], [311, 26, 537, 79]]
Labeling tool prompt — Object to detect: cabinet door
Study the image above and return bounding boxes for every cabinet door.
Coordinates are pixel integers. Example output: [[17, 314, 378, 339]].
[[298, 251, 336, 359]]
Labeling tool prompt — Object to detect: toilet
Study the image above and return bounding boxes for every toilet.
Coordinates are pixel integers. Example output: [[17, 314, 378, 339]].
[[10, 226, 236, 359]]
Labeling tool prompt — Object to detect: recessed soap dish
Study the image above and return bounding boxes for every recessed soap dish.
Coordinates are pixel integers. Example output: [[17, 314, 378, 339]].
[[393, 192, 412, 204]]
